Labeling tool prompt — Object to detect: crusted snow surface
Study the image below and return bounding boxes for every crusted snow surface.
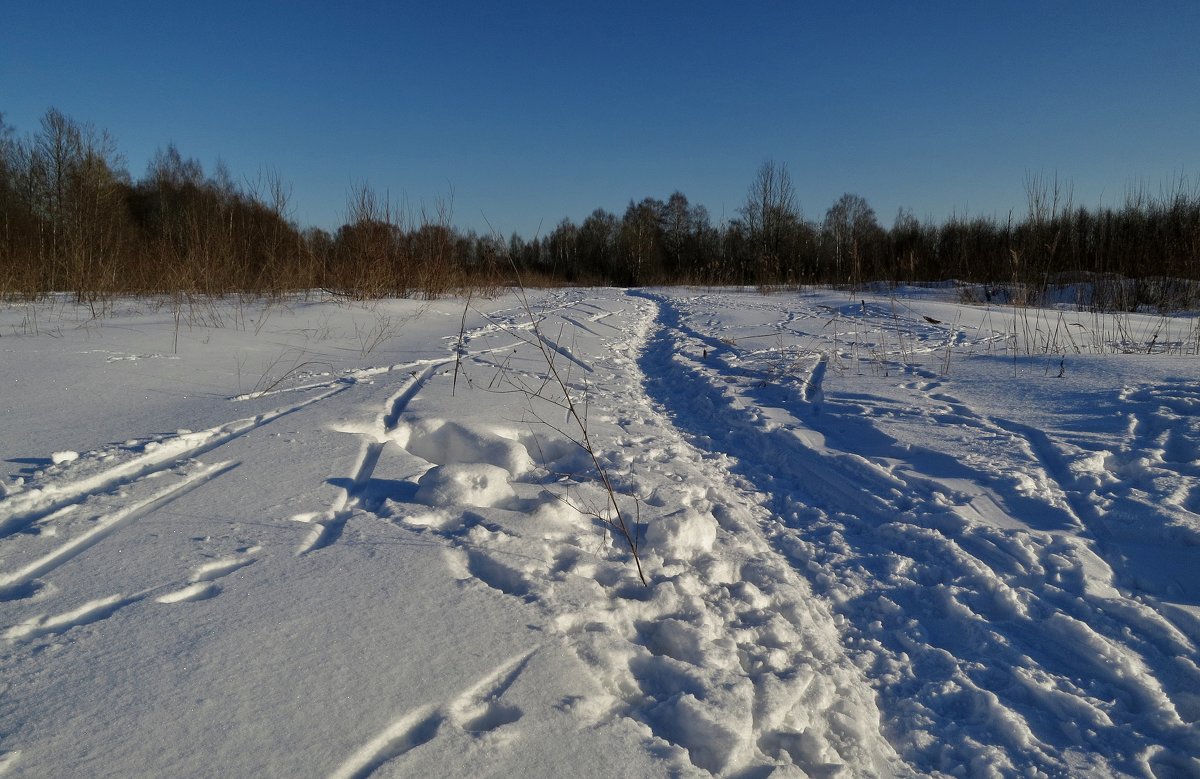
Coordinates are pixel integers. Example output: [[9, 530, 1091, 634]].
[[1, 288, 1198, 777]]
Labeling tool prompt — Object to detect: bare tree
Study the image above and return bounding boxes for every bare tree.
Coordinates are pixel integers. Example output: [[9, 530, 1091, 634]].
[[891, 207, 924, 282], [578, 208, 619, 280], [1019, 171, 1073, 291], [823, 193, 879, 287], [546, 217, 581, 280], [619, 197, 665, 285], [741, 161, 802, 284], [18, 109, 129, 296], [662, 191, 691, 276]]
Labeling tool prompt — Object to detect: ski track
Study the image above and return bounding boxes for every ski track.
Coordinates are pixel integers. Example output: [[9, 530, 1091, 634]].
[[155, 548, 260, 604], [272, 301, 577, 556], [0, 460, 237, 601], [631, 289, 1200, 775], [1, 352, 442, 645], [293, 301, 545, 556], [906, 372, 1200, 645], [4, 592, 141, 643], [0, 383, 350, 540], [295, 364, 442, 555]]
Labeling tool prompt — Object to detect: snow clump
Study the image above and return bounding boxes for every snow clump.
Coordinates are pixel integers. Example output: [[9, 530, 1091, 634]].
[[644, 508, 718, 561], [414, 463, 516, 508]]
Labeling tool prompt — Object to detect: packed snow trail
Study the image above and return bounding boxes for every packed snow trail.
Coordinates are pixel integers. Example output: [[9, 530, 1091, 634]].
[[372, 288, 904, 776], [632, 289, 1200, 776], [2, 289, 1198, 777]]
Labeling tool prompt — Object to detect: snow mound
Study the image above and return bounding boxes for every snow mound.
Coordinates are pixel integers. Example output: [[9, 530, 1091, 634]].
[[393, 418, 534, 476], [645, 687, 753, 773], [643, 508, 717, 561], [415, 463, 516, 508]]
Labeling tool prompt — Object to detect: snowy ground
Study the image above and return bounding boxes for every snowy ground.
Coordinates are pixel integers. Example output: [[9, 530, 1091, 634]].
[[1, 286, 1198, 778]]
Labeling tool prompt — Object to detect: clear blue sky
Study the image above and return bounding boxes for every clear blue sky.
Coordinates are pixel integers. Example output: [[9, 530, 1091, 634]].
[[3, 1, 1197, 237]]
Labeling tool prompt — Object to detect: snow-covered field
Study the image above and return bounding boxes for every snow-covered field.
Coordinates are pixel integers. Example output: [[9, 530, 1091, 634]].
[[1, 286, 1198, 778]]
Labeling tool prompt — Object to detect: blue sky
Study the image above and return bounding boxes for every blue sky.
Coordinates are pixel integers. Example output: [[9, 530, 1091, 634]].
[[3, 1, 1197, 237]]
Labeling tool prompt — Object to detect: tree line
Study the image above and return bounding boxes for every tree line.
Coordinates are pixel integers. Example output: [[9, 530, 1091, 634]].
[[2, 108, 1198, 308]]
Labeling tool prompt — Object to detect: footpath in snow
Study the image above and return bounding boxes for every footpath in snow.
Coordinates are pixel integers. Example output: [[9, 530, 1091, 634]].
[[0, 287, 1197, 777]]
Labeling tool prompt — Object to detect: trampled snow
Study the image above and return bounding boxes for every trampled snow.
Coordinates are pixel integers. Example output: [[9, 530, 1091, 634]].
[[1, 287, 1198, 777]]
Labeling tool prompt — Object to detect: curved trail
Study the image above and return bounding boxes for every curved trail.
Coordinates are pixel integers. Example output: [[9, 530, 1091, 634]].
[[369, 289, 904, 776], [633, 289, 1200, 776], [2, 288, 1197, 778]]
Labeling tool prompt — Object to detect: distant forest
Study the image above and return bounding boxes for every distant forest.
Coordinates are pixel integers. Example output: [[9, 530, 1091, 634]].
[[2, 108, 1198, 308]]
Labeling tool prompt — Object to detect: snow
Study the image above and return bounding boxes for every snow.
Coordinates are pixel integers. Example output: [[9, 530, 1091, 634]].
[[1, 287, 1199, 777]]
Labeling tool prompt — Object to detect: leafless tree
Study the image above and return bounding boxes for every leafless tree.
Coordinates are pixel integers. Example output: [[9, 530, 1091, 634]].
[[823, 193, 879, 287], [741, 160, 802, 283]]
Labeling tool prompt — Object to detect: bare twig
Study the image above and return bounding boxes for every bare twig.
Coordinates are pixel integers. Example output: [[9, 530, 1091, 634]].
[[500, 268, 648, 585], [453, 289, 473, 396]]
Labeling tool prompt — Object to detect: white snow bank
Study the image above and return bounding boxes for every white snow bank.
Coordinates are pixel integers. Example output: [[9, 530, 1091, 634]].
[[414, 463, 516, 508], [643, 508, 717, 561], [393, 417, 534, 476]]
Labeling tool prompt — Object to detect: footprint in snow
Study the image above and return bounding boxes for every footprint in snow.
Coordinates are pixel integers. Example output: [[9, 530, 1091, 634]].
[[4, 593, 138, 643], [328, 651, 533, 779], [155, 548, 259, 604]]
